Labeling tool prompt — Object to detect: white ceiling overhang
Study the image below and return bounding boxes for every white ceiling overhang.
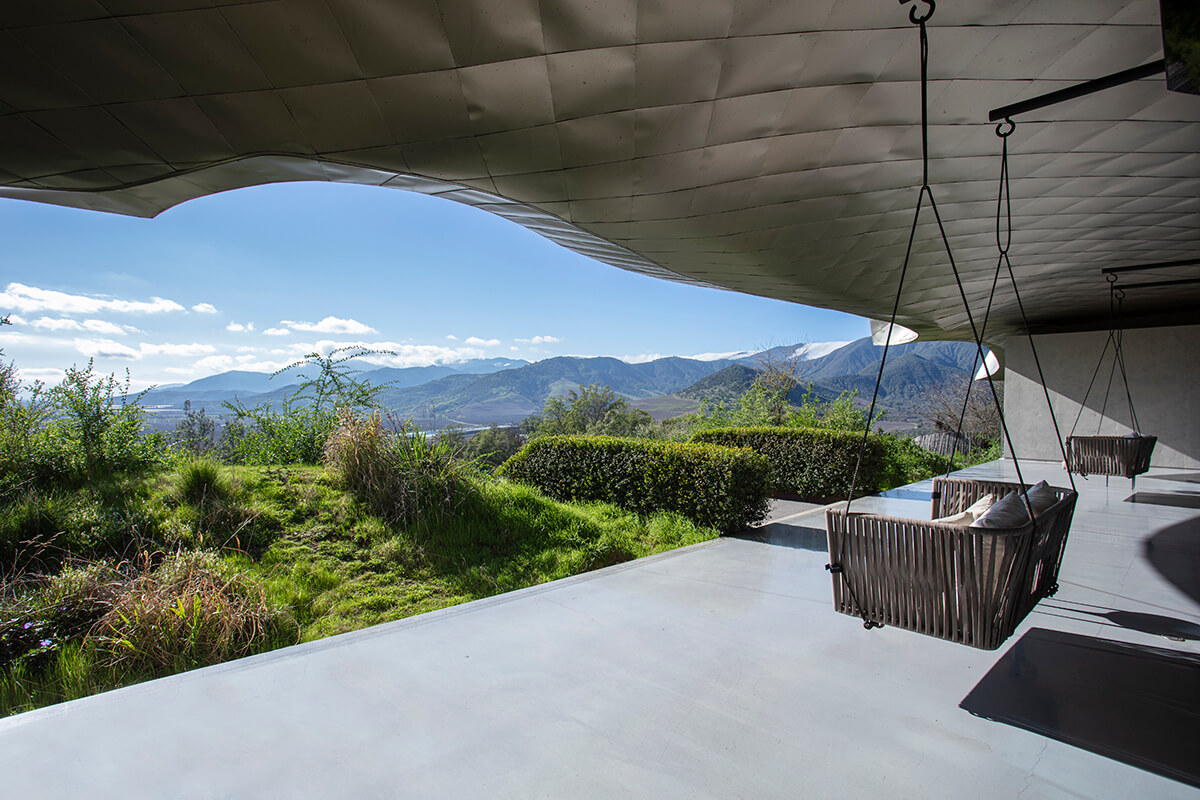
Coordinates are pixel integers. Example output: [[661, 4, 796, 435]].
[[0, 0, 1196, 341]]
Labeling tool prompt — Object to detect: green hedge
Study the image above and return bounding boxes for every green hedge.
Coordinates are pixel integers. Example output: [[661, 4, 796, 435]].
[[497, 435, 770, 533], [691, 426, 886, 500]]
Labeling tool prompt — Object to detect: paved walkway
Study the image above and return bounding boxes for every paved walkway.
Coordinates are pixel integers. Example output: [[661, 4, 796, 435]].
[[3, 462, 1198, 798]]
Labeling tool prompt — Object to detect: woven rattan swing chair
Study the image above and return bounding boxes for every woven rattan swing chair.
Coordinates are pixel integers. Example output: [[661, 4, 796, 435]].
[[1064, 276, 1157, 489], [823, 1, 1078, 650]]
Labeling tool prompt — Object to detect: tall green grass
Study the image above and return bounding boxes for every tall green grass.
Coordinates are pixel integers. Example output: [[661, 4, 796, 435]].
[[323, 411, 473, 527], [0, 549, 297, 714]]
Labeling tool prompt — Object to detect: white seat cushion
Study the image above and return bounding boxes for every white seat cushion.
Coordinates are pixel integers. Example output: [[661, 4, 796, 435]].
[[933, 493, 995, 525]]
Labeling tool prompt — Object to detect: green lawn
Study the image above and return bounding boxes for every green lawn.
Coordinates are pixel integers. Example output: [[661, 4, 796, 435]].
[[0, 465, 717, 716]]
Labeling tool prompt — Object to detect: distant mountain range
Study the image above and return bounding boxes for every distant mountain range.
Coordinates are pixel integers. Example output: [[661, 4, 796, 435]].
[[142, 340, 988, 431]]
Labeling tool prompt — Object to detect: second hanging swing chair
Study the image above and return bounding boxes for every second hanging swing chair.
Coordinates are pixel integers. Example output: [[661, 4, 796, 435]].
[[823, 1, 1078, 651], [1064, 275, 1157, 488]]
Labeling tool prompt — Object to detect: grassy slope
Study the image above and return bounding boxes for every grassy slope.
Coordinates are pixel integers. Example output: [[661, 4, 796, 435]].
[[230, 466, 715, 639], [1, 465, 717, 715]]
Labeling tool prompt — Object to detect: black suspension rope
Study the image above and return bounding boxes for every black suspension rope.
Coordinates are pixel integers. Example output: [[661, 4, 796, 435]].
[[1112, 289, 1141, 433], [843, 0, 934, 513], [835, 0, 939, 627], [943, 256, 1002, 481], [1099, 280, 1123, 438], [1069, 334, 1114, 438], [993, 120, 1076, 494], [925, 191, 1033, 519], [1069, 276, 1142, 441]]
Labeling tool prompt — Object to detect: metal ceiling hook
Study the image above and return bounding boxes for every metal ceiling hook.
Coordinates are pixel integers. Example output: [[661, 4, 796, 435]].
[[899, 0, 936, 25]]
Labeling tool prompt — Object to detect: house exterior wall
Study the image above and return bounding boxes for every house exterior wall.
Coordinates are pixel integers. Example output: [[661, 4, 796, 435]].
[[1004, 324, 1200, 469]]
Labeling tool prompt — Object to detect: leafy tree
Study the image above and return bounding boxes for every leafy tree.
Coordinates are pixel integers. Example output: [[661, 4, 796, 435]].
[[222, 347, 392, 466], [45, 361, 164, 477], [751, 347, 804, 426], [522, 384, 652, 439], [171, 400, 217, 456], [460, 424, 524, 469], [790, 386, 867, 432], [675, 383, 866, 439]]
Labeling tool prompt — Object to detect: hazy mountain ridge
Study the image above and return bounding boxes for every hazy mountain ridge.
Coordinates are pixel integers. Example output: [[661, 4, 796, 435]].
[[142, 339, 985, 430]]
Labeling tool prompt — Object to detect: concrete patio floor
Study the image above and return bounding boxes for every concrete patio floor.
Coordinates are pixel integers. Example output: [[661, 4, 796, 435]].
[[2, 460, 1198, 798]]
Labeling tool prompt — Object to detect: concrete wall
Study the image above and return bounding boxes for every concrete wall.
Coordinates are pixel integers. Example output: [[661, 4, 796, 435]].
[[1004, 325, 1200, 469]]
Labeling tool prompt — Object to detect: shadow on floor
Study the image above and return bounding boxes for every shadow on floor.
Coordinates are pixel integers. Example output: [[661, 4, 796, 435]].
[[736, 521, 828, 552], [1124, 492, 1200, 509], [1043, 602, 1200, 641], [961, 628, 1200, 789], [1152, 472, 1200, 485], [1145, 517, 1200, 604]]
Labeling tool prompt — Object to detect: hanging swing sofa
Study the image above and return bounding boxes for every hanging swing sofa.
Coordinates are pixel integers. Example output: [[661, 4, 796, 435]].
[[1064, 276, 1158, 487], [823, 0, 1078, 651], [826, 477, 1077, 650], [1066, 434, 1157, 484]]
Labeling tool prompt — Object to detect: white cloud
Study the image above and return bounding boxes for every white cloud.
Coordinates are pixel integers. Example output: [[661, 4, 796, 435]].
[[464, 336, 501, 347], [285, 339, 487, 368], [282, 316, 375, 335], [29, 317, 82, 331], [195, 355, 234, 372], [191, 303, 218, 314], [263, 327, 290, 336], [515, 335, 561, 345], [213, 356, 292, 373], [16, 367, 65, 384], [510, 346, 520, 352], [0, 330, 44, 346], [82, 319, 130, 336], [70, 340, 218, 360], [226, 321, 255, 333], [22, 317, 131, 336], [163, 367, 197, 376], [74, 338, 140, 360], [0, 283, 185, 315], [140, 342, 216, 357], [687, 350, 759, 362], [445, 334, 457, 341], [615, 353, 666, 364]]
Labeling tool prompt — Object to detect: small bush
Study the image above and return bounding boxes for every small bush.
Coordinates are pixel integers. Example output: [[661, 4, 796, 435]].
[[459, 425, 524, 470], [324, 411, 473, 528], [498, 435, 770, 532], [92, 550, 297, 673], [0, 484, 160, 575], [691, 426, 887, 501], [0, 562, 122, 674], [177, 458, 233, 506], [878, 434, 950, 489]]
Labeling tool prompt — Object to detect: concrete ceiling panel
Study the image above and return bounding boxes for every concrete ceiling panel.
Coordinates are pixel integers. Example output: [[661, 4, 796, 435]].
[[0, 1, 1194, 339]]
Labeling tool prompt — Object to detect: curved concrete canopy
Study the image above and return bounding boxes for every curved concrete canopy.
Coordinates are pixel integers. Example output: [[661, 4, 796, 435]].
[[0, 0, 1197, 341]]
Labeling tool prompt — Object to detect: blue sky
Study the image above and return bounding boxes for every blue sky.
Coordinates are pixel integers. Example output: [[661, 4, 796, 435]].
[[0, 181, 867, 389]]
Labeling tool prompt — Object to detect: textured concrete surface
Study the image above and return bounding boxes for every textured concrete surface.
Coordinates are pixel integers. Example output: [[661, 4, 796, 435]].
[[2, 461, 1198, 798]]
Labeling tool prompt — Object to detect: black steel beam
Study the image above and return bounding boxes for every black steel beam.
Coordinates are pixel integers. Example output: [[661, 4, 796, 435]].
[[1119, 277, 1200, 290], [988, 60, 1166, 122], [1101, 257, 1200, 275]]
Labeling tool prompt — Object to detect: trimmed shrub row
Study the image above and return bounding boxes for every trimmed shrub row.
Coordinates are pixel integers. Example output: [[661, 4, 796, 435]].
[[498, 435, 771, 533], [691, 426, 886, 501]]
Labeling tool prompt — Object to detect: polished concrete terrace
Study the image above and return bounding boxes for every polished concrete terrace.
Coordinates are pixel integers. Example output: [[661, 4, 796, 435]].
[[2, 460, 1198, 799]]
